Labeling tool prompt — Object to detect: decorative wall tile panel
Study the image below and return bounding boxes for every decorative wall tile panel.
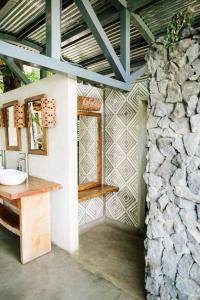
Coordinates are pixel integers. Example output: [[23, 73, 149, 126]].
[[105, 81, 148, 228], [78, 84, 104, 227]]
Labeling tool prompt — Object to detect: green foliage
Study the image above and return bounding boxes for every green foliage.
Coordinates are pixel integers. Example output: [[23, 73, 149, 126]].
[[24, 68, 40, 82], [164, 7, 194, 48]]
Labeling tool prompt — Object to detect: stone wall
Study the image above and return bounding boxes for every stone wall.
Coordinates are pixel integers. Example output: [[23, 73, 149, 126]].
[[145, 32, 200, 299]]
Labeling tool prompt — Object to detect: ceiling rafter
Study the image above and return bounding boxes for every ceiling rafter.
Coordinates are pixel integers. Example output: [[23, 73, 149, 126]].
[[130, 12, 155, 44], [75, 0, 127, 81]]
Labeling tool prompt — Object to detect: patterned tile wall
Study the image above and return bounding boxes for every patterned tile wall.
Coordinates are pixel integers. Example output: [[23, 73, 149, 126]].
[[77, 83, 104, 226], [105, 81, 148, 228]]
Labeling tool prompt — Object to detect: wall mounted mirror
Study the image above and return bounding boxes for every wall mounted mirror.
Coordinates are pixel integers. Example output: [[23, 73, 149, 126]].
[[78, 111, 102, 192], [3, 100, 22, 151], [25, 94, 48, 155]]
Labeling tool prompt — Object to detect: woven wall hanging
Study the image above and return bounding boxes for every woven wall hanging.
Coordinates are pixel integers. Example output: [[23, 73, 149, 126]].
[[14, 103, 26, 128], [41, 97, 56, 128], [77, 96, 101, 111]]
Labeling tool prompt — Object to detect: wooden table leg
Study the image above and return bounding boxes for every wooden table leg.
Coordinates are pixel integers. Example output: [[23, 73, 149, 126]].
[[19, 192, 51, 264]]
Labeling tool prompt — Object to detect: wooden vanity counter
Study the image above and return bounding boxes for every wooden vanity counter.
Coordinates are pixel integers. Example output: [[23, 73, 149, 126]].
[[0, 176, 62, 201], [0, 176, 62, 264]]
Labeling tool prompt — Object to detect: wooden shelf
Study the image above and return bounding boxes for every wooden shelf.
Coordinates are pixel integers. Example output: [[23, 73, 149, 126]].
[[0, 203, 20, 236], [78, 184, 119, 202]]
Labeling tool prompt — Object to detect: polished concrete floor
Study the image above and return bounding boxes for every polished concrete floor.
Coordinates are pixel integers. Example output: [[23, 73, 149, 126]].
[[0, 224, 145, 300], [76, 224, 145, 300]]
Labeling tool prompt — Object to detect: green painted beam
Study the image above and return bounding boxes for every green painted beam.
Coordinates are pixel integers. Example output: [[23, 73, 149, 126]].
[[0, 32, 43, 52], [130, 12, 155, 44], [0, 57, 31, 85], [0, 41, 130, 91], [75, 0, 127, 82], [46, 0, 61, 59], [120, 8, 130, 78], [111, 0, 127, 10]]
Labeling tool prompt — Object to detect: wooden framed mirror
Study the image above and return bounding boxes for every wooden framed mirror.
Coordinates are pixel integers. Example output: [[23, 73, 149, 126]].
[[25, 94, 48, 155], [3, 100, 22, 151], [78, 111, 102, 192]]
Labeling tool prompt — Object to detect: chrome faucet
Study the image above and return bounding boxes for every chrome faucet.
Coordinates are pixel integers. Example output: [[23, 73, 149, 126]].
[[17, 152, 29, 180], [0, 149, 5, 169]]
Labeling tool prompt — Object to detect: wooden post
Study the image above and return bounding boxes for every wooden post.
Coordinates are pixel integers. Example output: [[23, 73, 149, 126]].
[[19, 192, 51, 264]]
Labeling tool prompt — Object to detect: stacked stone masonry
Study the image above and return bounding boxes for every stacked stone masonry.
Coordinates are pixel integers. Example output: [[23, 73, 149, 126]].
[[145, 29, 200, 300]]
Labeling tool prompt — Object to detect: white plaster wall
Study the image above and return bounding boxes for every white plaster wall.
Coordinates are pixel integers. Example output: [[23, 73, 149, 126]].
[[0, 74, 79, 253]]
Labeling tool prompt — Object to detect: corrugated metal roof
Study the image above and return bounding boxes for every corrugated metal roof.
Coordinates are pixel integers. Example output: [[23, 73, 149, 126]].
[[1, 0, 200, 77]]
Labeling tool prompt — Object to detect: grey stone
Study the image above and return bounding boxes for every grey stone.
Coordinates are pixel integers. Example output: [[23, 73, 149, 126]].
[[148, 173, 163, 190], [188, 243, 200, 266], [188, 227, 200, 243], [150, 77, 159, 95], [190, 114, 200, 132], [175, 197, 196, 210], [196, 99, 200, 114], [171, 153, 182, 167], [176, 274, 200, 296], [157, 137, 176, 157], [158, 194, 169, 211], [162, 249, 180, 280], [162, 236, 174, 251], [171, 232, 188, 254], [190, 263, 200, 284], [178, 38, 195, 51], [170, 167, 187, 187], [158, 79, 168, 96], [166, 81, 182, 103], [195, 143, 200, 158], [188, 171, 200, 195], [170, 103, 185, 120], [175, 186, 200, 204], [180, 208, 197, 230], [150, 92, 165, 106], [163, 203, 179, 221], [147, 115, 160, 129], [174, 214, 186, 233], [186, 43, 199, 64], [182, 81, 199, 101], [154, 102, 174, 117], [145, 276, 161, 295], [149, 144, 164, 173], [148, 127, 162, 143], [156, 159, 176, 180], [146, 239, 163, 269], [148, 187, 161, 202], [173, 137, 185, 154], [183, 133, 200, 156], [187, 95, 198, 116], [177, 64, 194, 85], [170, 117, 190, 134], [178, 254, 193, 278], [187, 170, 200, 195], [182, 155, 200, 173], [158, 116, 171, 129], [150, 219, 168, 238], [162, 128, 179, 138], [157, 66, 167, 81]]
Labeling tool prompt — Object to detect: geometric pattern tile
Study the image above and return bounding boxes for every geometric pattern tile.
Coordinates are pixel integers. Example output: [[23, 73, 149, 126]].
[[105, 81, 148, 228], [78, 84, 104, 226]]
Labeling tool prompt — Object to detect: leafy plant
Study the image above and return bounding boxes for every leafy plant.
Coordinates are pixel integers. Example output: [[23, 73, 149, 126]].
[[163, 7, 194, 48]]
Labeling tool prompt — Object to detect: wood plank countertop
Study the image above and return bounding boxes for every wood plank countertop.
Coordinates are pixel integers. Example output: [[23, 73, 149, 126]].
[[79, 184, 119, 202], [0, 176, 62, 201]]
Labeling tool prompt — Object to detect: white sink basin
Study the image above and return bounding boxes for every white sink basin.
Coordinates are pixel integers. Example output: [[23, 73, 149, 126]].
[[0, 169, 27, 186]]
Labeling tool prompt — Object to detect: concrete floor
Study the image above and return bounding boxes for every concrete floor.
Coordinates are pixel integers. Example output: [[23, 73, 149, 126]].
[[76, 224, 145, 300], [0, 225, 135, 300]]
